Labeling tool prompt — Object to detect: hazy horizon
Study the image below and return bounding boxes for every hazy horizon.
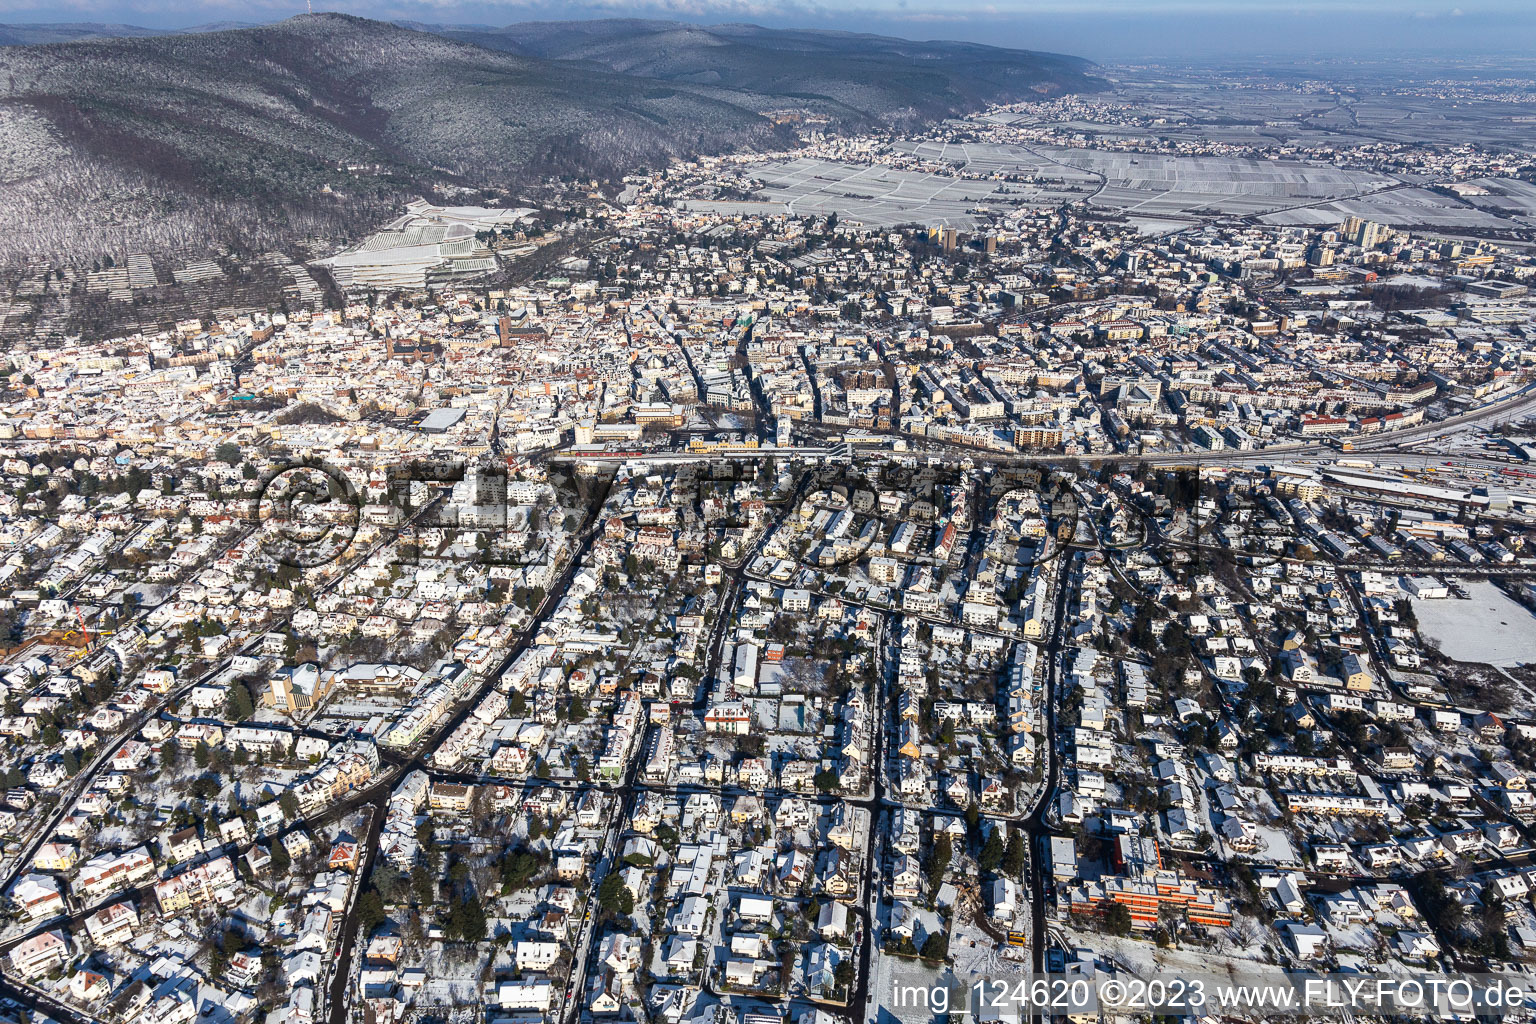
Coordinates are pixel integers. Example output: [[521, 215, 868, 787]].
[[2, 2, 1536, 61]]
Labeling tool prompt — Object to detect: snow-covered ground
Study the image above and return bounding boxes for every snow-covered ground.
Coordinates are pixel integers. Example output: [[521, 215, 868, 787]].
[[1414, 582, 1536, 666], [1060, 923, 1287, 976], [870, 953, 952, 1024], [1378, 274, 1446, 289]]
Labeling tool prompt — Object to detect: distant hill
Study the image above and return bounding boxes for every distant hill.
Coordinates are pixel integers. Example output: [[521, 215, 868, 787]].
[[0, 22, 170, 46], [426, 18, 1100, 125], [0, 21, 258, 46], [0, 14, 1099, 267]]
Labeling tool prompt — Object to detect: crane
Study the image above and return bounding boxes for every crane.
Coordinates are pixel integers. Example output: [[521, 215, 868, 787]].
[[73, 603, 90, 645]]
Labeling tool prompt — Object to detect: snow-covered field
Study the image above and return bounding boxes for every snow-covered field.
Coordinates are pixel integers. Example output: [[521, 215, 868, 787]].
[[870, 953, 951, 1024], [1059, 924, 1287, 977], [1414, 582, 1536, 666]]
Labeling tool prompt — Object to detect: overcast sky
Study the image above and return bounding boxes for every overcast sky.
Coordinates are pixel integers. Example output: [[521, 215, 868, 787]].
[[1, 0, 1532, 59]]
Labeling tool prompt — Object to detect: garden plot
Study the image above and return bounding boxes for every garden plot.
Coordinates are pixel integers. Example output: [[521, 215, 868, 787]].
[[686, 157, 1010, 229], [1262, 187, 1523, 231], [905, 142, 1397, 220]]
